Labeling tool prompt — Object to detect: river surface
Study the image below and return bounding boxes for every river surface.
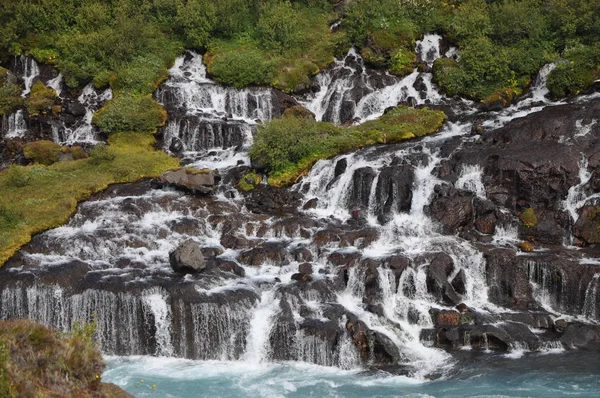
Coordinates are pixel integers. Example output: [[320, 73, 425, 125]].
[[104, 351, 600, 397]]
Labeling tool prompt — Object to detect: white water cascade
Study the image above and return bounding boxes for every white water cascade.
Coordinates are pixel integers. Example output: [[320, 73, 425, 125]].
[[17, 55, 40, 97], [2, 109, 28, 139], [156, 51, 273, 169], [1, 32, 600, 380], [52, 83, 113, 144]]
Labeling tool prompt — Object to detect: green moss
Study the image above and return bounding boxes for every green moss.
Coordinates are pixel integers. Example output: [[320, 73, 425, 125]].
[[482, 87, 521, 107], [520, 208, 538, 228], [360, 47, 388, 68], [0, 133, 179, 266], [23, 140, 61, 166], [0, 82, 23, 116], [251, 106, 447, 187], [237, 172, 262, 192], [390, 47, 417, 76]]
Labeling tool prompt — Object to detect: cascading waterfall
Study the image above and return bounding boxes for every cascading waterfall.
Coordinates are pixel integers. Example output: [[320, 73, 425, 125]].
[[156, 51, 272, 168], [2, 32, 600, 383], [582, 274, 600, 321], [2, 110, 27, 139], [302, 34, 449, 125], [52, 83, 113, 144], [16, 55, 40, 97]]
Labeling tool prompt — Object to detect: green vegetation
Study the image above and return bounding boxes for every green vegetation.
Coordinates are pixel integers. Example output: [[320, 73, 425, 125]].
[[23, 140, 61, 165], [0, 0, 598, 108], [92, 95, 167, 134], [0, 319, 130, 397], [0, 133, 179, 266], [251, 106, 446, 187], [237, 172, 262, 191], [520, 208, 538, 228]]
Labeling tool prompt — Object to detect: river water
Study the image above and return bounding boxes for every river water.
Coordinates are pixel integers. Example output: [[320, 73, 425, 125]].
[[104, 350, 600, 397]]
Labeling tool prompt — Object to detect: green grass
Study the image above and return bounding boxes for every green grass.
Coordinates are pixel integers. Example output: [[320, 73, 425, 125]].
[[251, 106, 447, 187], [0, 132, 179, 266]]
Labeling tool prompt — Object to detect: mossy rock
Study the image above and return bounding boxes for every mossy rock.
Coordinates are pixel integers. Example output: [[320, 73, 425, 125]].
[[23, 140, 61, 166], [482, 87, 522, 108], [282, 105, 315, 120], [360, 47, 388, 68], [389, 47, 417, 77], [237, 172, 262, 192], [520, 208, 538, 228]]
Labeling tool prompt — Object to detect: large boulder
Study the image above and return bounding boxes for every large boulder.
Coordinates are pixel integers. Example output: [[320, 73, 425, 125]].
[[157, 168, 216, 194], [169, 239, 206, 273]]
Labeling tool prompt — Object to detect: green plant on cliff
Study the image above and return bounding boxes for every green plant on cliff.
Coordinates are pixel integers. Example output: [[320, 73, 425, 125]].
[[0, 319, 130, 397], [92, 95, 167, 134], [251, 106, 447, 186], [24, 82, 56, 117]]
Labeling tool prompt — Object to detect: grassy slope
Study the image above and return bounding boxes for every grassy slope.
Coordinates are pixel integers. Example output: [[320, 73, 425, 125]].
[[0, 133, 179, 266]]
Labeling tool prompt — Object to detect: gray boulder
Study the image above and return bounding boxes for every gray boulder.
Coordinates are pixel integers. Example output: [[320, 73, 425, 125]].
[[158, 168, 216, 194], [169, 239, 205, 273]]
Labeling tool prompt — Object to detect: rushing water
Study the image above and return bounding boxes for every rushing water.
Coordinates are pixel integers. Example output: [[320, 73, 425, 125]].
[[2, 35, 599, 396], [104, 351, 600, 397]]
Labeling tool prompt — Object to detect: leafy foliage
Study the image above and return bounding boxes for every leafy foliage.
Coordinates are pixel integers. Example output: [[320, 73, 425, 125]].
[[251, 106, 447, 186], [92, 95, 167, 134]]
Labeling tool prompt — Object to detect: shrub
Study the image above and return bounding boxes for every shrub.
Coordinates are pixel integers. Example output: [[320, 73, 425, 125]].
[[208, 48, 274, 88], [68, 146, 88, 160], [25, 82, 56, 117], [390, 47, 417, 76], [23, 140, 61, 165], [0, 82, 22, 115], [256, 1, 299, 52], [5, 165, 31, 188], [237, 172, 262, 192], [88, 144, 116, 165], [92, 95, 167, 133], [251, 106, 446, 186]]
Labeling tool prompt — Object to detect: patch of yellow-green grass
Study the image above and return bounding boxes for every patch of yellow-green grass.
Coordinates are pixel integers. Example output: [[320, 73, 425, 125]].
[[0, 132, 179, 266], [251, 106, 447, 187]]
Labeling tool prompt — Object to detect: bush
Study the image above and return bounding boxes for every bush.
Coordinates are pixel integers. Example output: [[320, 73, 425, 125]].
[[23, 140, 61, 165], [88, 144, 116, 165], [256, 1, 299, 52], [92, 95, 167, 133], [5, 165, 31, 188], [208, 48, 274, 87], [251, 106, 446, 186], [25, 82, 56, 117], [0, 81, 22, 115], [390, 47, 417, 76]]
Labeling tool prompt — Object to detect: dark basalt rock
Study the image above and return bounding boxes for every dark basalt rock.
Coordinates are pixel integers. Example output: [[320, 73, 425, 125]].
[[426, 186, 474, 234], [572, 205, 600, 245], [238, 241, 289, 266]]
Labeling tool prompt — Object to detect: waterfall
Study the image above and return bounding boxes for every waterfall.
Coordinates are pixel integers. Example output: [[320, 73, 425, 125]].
[[157, 51, 272, 168], [455, 164, 486, 199], [46, 73, 63, 98], [563, 157, 599, 223], [16, 55, 40, 97], [2, 110, 28, 139], [302, 34, 448, 125], [243, 290, 280, 364], [142, 289, 174, 357], [53, 84, 113, 145], [582, 274, 600, 321]]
